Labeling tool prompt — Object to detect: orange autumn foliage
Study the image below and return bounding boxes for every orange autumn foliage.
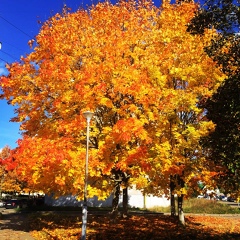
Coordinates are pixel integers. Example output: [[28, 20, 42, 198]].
[[0, 146, 23, 193], [0, 1, 225, 198]]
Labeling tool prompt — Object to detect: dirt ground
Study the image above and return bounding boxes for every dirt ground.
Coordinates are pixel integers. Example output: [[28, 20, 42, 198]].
[[0, 208, 35, 240]]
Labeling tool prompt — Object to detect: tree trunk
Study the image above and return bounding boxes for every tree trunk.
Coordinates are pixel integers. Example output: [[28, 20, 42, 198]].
[[170, 194, 176, 216], [178, 194, 185, 225], [177, 173, 185, 225], [122, 186, 128, 218], [170, 176, 176, 216], [110, 169, 130, 220], [143, 192, 146, 209], [111, 180, 121, 219]]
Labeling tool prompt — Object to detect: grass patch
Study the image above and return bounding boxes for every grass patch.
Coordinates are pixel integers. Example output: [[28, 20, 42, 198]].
[[184, 198, 240, 214], [148, 205, 171, 213], [149, 198, 240, 214]]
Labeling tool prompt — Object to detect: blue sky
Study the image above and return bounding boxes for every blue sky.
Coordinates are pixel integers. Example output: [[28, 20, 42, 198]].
[[0, 0, 103, 149]]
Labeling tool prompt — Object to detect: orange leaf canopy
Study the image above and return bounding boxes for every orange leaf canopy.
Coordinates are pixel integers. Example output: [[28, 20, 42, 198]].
[[1, 1, 225, 197]]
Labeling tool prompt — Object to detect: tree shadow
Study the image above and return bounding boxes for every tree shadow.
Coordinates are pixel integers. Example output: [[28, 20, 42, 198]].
[[0, 211, 30, 232], [88, 214, 240, 240], [18, 211, 240, 240]]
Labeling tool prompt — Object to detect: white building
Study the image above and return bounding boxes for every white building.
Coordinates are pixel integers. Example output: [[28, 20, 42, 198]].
[[45, 186, 170, 209]]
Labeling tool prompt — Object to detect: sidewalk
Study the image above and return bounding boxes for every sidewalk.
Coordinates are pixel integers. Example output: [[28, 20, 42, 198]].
[[0, 208, 35, 240]]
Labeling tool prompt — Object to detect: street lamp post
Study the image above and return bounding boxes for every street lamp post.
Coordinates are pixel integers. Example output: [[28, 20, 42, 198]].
[[81, 111, 94, 240]]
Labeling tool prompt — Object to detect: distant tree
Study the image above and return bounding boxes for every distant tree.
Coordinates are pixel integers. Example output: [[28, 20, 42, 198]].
[[188, 0, 240, 194], [0, 146, 23, 195], [188, 0, 240, 35], [203, 75, 240, 193]]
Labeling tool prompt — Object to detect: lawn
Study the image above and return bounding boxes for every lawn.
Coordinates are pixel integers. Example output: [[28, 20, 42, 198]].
[[28, 212, 240, 240]]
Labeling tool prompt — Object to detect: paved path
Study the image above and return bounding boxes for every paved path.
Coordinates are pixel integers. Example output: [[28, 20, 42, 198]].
[[0, 208, 35, 240]]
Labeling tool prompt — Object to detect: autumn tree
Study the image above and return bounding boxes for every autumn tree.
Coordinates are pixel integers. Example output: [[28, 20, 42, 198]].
[[0, 0, 225, 223], [1, 1, 159, 215], [0, 145, 23, 195], [13, 137, 109, 200], [131, 2, 225, 224]]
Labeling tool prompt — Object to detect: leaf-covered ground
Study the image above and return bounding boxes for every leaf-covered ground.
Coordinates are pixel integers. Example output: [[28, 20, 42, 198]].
[[29, 213, 240, 239]]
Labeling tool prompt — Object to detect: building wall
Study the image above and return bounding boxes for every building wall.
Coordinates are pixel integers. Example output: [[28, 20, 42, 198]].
[[45, 187, 170, 209], [44, 194, 113, 207]]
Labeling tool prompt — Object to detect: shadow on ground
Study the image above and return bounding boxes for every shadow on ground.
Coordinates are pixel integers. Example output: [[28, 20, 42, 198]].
[[25, 211, 240, 240], [0, 209, 35, 240]]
